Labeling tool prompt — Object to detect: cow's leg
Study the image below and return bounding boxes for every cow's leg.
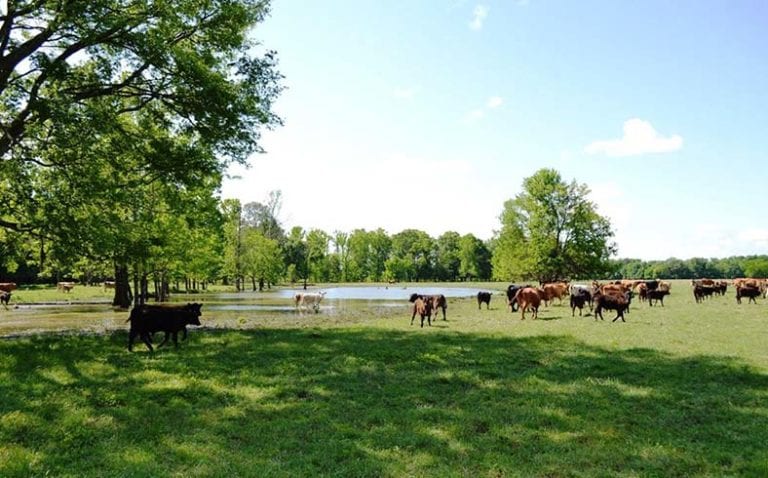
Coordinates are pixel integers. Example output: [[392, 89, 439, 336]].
[[128, 329, 138, 351], [157, 331, 171, 348], [411, 307, 417, 325], [172, 331, 179, 348], [140, 333, 154, 352]]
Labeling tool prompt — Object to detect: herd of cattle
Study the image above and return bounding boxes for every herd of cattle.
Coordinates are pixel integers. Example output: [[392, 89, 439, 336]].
[[2, 277, 767, 350], [405, 277, 768, 326]]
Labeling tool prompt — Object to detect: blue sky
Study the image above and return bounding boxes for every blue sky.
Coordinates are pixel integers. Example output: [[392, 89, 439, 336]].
[[221, 0, 768, 260]]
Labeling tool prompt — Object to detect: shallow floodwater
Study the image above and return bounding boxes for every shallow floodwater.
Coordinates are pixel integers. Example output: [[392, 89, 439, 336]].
[[212, 286, 485, 301], [0, 285, 496, 337]]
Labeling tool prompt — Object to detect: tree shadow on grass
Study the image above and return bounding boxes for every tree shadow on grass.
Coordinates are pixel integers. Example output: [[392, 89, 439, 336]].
[[0, 329, 767, 477]]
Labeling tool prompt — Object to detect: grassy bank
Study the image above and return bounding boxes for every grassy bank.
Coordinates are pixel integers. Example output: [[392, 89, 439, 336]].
[[1, 282, 768, 477]]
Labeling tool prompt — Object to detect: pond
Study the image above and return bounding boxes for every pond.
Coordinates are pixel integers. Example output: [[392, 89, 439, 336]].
[[0, 285, 501, 337], [215, 286, 491, 301]]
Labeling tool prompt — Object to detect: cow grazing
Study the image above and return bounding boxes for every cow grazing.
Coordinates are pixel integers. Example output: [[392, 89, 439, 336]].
[[294, 291, 327, 313], [409, 293, 448, 321], [103, 281, 116, 291], [477, 291, 492, 310], [736, 285, 760, 304], [127, 303, 203, 352], [57, 281, 75, 293], [514, 287, 542, 320], [647, 289, 670, 307], [410, 298, 433, 327], [0, 291, 10, 308], [593, 291, 631, 322], [570, 288, 592, 317]]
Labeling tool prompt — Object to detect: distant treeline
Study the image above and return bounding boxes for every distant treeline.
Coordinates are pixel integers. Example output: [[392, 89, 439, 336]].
[[606, 256, 768, 280]]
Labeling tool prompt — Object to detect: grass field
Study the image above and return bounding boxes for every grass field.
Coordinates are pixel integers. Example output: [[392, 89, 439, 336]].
[[1, 281, 767, 477]]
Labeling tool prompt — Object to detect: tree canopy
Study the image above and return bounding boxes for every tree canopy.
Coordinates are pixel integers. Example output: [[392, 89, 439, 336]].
[[1, 0, 282, 232], [492, 168, 616, 282]]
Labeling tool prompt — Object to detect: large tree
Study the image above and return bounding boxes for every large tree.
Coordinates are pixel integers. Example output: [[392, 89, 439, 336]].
[[492, 168, 616, 282], [1, 0, 282, 303]]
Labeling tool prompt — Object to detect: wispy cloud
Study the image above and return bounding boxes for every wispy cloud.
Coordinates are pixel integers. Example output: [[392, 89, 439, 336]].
[[392, 87, 416, 100], [465, 96, 503, 123], [585, 118, 683, 157], [469, 5, 489, 30]]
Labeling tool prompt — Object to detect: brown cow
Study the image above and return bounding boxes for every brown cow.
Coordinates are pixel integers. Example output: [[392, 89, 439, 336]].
[[410, 298, 433, 327], [0, 282, 17, 293], [514, 287, 542, 320], [542, 282, 569, 306], [736, 285, 760, 304], [409, 293, 447, 321], [57, 281, 75, 293], [635, 283, 648, 302], [593, 291, 631, 322]]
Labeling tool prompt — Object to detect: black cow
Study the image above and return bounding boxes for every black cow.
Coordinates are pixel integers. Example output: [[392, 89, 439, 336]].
[[593, 291, 630, 322], [127, 303, 202, 352], [477, 291, 492, 310], [693, 285, 715, 303], [569, 288, 592, 317], [736, 285, 760, 304], [643, 280, 659, 291], [647, 289, 670, 307], [506, 284, 530, 312], [0, 291, 10, 308]]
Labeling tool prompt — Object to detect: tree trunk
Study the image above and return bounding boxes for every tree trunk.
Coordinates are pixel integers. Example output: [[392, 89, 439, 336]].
[[112, 262, 132, 309]]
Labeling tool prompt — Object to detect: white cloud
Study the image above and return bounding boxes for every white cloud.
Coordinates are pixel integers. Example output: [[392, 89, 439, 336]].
[[465, 96, 502, 123], [486, 96, 503, 108], [585, 118, 683, 157], [392, 87, 416, 99], [469, 5, 489, 30]]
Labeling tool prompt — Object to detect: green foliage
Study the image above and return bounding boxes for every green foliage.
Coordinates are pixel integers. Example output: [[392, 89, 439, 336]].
[[0, 0, 282, 294], [492, 168, 616, 282], [387, 229, 434, 281]]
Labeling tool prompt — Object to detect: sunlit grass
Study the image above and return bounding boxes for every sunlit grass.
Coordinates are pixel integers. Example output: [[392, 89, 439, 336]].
[[1, 280, 767, 476]]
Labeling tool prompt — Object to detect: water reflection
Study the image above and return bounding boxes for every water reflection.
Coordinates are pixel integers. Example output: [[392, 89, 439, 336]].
[[0, 285, 495, 336]]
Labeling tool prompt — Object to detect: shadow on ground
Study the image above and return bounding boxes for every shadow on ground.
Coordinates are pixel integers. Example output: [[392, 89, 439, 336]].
[[1, 328, 767, 477]]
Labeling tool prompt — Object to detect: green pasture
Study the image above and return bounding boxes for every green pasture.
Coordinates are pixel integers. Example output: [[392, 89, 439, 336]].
[[1, 280, 768, 477]]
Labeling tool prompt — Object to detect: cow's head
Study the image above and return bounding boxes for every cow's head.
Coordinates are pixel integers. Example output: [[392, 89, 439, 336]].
[[408, 293, 419, 303], [184, 303, 203, 326]]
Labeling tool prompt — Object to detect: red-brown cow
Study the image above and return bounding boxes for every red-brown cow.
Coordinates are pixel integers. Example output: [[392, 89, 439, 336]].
[[514, 287, 542, 320]]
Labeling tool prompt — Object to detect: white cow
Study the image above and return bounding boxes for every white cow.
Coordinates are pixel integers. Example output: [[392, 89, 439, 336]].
[[294, 291, 327, 313]]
